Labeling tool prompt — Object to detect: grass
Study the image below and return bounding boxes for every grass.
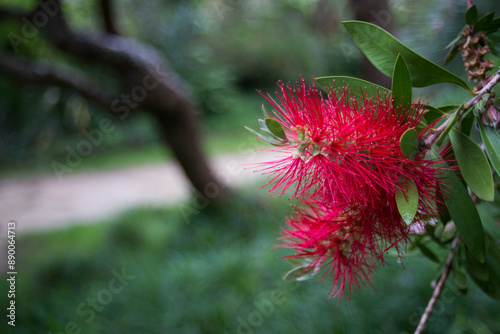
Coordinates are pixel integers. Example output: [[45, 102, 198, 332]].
[[2, 190, 499, 334]]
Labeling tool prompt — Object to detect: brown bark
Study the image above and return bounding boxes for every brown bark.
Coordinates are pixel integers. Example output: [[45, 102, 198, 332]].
[[99, 0, 120, 35], [0, 0, 227, 198]]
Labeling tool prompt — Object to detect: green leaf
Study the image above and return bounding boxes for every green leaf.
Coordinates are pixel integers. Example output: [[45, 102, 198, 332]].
[[315, 76, 390, 99], [474, 12, 494, 33], [416, 241, 439, 263], [465, 5, 478, 26], [342, 21, 471, 91], [478, 120, 500, 176], [395, 178, 419, 225], [445, 31, 464, 50], [465, 239, 500, 299], [425, 105, 455, 124], [449, 128, 494, 202], [392, 54, 412, 113], [244, 126, 289, 146], [483, 17, 500, 34], [400, 128, 420, 160], [475, 12, 500, 35], [453, 264, 468, 291], [264, 118, 287, 141], [460, 110, 475, 136], [444, 44, 461, 66], [436, 106, 462, 146], [431, 151, 486, 263]]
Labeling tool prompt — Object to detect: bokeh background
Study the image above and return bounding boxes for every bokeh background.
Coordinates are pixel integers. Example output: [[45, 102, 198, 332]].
[[1, 0, 500, 333]]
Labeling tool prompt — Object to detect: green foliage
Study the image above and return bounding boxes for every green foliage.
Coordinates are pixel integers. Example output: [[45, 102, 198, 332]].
[[400, 128, 420, 160], [342, 21, 471, 91], [478, 120, 500, 176], [436, 106, 462, 146], [432, 152, 486, 263], [264, 118, 288, 141], [465, 239, 500, 299], [245, 115, 289, 147], [395, 178, 419, 225], [315, 76, 390, 98], [2, 192, 499, 334], [391, 54, 412, 113], [449, 128, 494, 202], [465, 5, 478, 26]]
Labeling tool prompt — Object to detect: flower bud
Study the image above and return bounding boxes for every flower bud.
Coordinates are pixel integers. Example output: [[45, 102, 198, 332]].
[[483, 106, 500, 127]]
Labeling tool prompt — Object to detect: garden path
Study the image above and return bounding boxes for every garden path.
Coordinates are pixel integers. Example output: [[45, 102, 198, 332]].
[[0, 151, 277, 234]]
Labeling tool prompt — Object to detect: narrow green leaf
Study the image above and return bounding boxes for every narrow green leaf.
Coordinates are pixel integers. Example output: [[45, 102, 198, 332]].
[[466, 239, 500, 299], [416, 242, 439, 263], [400, 128, 420, 160], [449, 128, 494, 202], [444, 44, 460, 66], [474, 12, 494, 33], [482, 17, 500, 34], [465, 5, 478, 26], [475, 12, 500, 34], [445, 31, 464, 50], [453, 264, 468, 290], [392, 54, 412, 113], [342, 21, 471, 91], [436, 106, 462, 146], [460, 111, 475, 136], [465, 244, 489, 281], [244, 126, 288, 146], [395, 178, 419, 225], [425, 105, 454, 124], [315, 76, 390, 98], [431, 151, 486, 263], [478, 120, 500, 176], [264, 118, 288, 141]]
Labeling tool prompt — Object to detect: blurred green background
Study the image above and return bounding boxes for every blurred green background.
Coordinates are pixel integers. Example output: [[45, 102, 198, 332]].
[[1, 0, 500, 333]]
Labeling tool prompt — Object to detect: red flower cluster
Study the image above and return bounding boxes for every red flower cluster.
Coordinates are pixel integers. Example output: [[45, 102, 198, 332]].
[[255, 78, 443, 298]]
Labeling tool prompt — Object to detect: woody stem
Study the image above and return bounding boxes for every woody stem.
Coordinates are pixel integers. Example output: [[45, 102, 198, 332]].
[[413, 235, 460, 334], [424, 68, 500, 148]]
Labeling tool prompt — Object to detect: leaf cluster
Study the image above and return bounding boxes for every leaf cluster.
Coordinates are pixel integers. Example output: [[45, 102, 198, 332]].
[[315, 20, 500, 300]]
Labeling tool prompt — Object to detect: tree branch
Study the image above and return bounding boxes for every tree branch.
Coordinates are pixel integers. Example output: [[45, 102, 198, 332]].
[[424, 68, 500, 147], [99, 0, 119, 35], [414, 235, 460, 334], [0, 53, 114, 110], [0, 0, 228, 196], [0, 7, 29, 20]]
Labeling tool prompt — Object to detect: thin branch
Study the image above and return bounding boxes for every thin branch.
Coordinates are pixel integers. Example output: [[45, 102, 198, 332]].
[[424, 68, 500, 147], [99, 0, 119, 35], [0, 7, 29, 20], [413, 235, 460, 334], [0, 53, 114, 110]]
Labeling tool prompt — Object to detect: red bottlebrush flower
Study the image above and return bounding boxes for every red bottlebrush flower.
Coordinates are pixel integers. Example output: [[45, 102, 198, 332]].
[[257, 78, 441, 211], [251, 78, 446, 298], [279, 194, 438, 298], [280, 201, 382, 299]]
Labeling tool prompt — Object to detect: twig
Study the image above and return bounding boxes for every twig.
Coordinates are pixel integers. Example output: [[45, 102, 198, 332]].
[[413, 235, 460, 334], [99, 0, 120, 35], [424, 68, 500, 147]]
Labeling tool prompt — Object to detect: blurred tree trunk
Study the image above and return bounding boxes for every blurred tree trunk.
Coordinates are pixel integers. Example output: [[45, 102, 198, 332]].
[[0, 0, 227, 198], [348, 0, 394, 88]]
